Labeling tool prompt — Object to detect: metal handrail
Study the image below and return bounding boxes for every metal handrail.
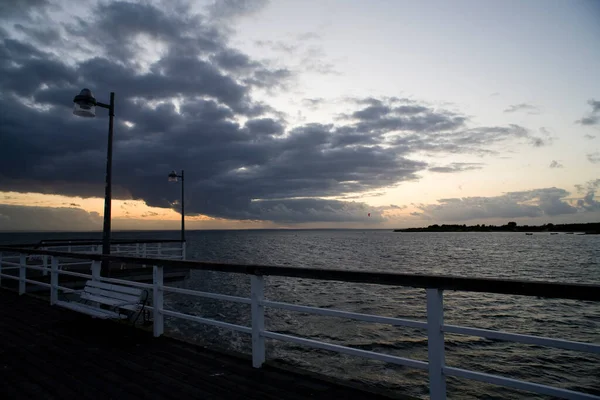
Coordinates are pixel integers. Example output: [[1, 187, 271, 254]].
[[0, 245, 598, 301]]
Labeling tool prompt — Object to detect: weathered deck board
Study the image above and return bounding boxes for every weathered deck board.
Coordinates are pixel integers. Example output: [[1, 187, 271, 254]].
[[0, 289, 409, 400]]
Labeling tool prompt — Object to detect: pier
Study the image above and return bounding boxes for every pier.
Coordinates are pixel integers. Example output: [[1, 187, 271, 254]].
[[0, 243, 599, 399], [0, 289, 399, 399]]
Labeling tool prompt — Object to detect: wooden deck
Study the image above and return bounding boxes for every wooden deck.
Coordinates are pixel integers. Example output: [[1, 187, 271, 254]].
[[0, 289, 408, 400]]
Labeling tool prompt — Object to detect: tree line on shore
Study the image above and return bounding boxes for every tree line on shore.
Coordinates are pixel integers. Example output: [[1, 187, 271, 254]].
[[394, 222, 600, 233]]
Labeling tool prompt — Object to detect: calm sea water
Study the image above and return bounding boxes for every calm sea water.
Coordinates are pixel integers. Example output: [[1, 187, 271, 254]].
[[2, 230, 599, 399]]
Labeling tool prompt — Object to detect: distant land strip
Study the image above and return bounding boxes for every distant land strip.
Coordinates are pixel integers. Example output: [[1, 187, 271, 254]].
[[394, 222, 600, 233]]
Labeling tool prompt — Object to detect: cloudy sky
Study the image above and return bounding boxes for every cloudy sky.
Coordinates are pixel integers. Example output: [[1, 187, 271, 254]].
[[0, 0, 599, 231]]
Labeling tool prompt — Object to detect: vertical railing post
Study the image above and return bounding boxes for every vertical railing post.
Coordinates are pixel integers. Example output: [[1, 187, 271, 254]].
[[142, 243, 148, 267], [91, 260, 101, 280], [427, 288, 446, 400], [157, 243, 162, 258], [50, 256, 58, 305], [181, 241, 186, 260], [153, 265, 164, 337], [136, 243, 140, 257], [42, 255, 48, 276], [251, 274, 265, 368], [19, 253, 26, 295]]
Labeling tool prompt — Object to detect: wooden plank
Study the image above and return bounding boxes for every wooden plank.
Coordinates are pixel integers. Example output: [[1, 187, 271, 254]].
[[54, 300, 126, 319], [86, 280, 143, 296], [0, 290, 412, 400], [83, 286, 141, 303], [80, 293, 139, 311]]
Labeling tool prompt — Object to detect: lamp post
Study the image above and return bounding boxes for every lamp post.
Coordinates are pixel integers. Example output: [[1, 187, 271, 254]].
[[72, 89, 115, 268], [168, 170, 185, 242]]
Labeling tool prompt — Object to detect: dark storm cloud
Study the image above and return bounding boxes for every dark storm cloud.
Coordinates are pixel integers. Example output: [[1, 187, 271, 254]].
[[0, 1, 555, 225], [0, 0, 49, 18], [503, 103, 540, 114], [429, 163, 484, 173], [416, 188, 578, 221]]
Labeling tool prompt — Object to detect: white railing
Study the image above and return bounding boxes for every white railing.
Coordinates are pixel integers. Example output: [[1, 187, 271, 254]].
[[0, 248, 598, 400], [24, 240, 186, 262]]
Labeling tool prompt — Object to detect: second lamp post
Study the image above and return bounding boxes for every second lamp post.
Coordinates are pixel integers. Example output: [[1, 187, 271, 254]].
[[168, 170, 185, 242]]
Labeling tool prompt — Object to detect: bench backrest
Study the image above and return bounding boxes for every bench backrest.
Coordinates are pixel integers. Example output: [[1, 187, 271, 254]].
[[81, 280, 145, 311]]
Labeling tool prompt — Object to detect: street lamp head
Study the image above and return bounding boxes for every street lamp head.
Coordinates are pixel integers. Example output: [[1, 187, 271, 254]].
[[168, 170, 179, 182], [73, 88, 97, 117]]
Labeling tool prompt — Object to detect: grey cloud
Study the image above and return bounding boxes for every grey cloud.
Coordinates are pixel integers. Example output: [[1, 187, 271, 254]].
[[296, 32, 321, 41], [0, 0, 49, 18], [254, 40, 298, 54], [245, 199, 382, 223], [245, 118, 284, 136], [576, 99, 600, 125], [549, 160, 563, 168], [584, 134, 596, 140], [302, 98, 325, 109], [0, 204, 101, 231], [575, 179, 600, 212], [587, 152, 600, 164], [504, 103, 540, 114], [588, 99, 600, 113], [209, 0, 269, 19], [577, 116, 599, 126], [417, 188, 579, 222], [429, 163, 484, 173]]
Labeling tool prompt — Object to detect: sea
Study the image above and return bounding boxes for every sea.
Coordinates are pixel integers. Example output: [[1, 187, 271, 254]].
[[1, 229, 599, 399]]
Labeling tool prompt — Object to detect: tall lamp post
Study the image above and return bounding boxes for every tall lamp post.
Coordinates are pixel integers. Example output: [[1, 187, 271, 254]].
[[168, 170, 185, 242], [72, 88, 115, 267]]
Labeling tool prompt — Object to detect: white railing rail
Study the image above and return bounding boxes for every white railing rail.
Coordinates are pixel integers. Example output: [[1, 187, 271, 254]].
[[0, 247, 598, 400], [21, 240, 186, 261]]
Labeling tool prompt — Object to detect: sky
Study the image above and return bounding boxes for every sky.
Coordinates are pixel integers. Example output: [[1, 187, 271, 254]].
[[0, 0, 599, 231]]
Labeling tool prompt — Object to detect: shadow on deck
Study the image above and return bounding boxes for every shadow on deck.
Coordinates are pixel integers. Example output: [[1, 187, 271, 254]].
[[0, 289, 410, 400]]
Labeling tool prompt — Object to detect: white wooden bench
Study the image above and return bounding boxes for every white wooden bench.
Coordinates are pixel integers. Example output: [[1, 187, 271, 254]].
[[56, 280, 148, 322]]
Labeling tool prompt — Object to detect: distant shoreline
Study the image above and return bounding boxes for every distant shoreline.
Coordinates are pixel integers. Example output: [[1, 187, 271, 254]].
[[394, 222, 600, 233]]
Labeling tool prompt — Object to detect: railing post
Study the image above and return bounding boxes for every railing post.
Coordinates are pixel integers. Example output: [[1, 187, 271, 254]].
[[42, 255, 48, 276], [157, 243, 162, 257], [143, 243, 148, 267], [136, 243, 140, 256], [427, 288, 446, 400], [19, 253, 26, 295], [251, 274, 265, 368], [181, 241, 186, 260], [91, 260, 101, 280], [153, 265, 164, 337], [50, 256, 58, 305]]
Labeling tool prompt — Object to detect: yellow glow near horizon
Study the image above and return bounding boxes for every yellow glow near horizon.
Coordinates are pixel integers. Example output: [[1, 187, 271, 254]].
[[0, 191, 180, 220]]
